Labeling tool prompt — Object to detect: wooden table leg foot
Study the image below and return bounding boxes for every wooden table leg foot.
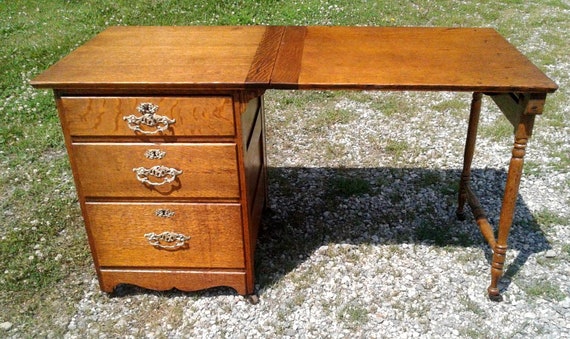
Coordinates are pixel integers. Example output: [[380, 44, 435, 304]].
[[456, 211, 467, 221], [488, 289, 503, 302], [487, 244, 508, 302]]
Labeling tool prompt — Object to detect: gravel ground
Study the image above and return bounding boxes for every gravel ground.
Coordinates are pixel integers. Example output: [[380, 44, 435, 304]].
[[11, 88, 567, 338], [4, 21, 570, 338]]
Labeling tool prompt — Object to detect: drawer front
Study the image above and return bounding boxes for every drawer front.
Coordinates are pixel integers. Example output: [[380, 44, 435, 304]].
[[72, 143, 239, 198], [85, 202, 245, 269], [59, 97, 235, 137]]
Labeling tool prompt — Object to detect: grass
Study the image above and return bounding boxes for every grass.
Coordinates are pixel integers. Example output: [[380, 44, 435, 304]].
[[459, 296, 486, 317], [534, 209, 568, 228], [521, 279, 566, 301], [1, 0, 569, 336], [479, 117, 515, 142], [329, 176, 371, 197], [415, 220, 473, 247], [549, 146, 570, 172], [431, 98, 469, 119], [337, 302, 369, 328], [385, 140, 410, 160], [523, 161, 543, 176], [369, 93, 412, 117], [315, 108, 355, 126]]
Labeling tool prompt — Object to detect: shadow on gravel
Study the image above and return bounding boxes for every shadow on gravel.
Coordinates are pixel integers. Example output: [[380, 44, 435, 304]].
[[254, 166, 551, 296], [109, 166, 550, 299]]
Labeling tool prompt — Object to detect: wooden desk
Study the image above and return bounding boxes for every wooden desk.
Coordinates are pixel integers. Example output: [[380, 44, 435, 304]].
[[31, 26, 558, 302]]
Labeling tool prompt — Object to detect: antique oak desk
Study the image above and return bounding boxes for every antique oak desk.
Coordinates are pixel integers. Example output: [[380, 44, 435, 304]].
[[31, 26, 558, 302]]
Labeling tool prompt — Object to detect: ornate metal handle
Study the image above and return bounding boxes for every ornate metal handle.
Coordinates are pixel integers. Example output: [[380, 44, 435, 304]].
[[123, 103, 176, 135], [144, 231, 190, 250], [133, 165, 182, 186]]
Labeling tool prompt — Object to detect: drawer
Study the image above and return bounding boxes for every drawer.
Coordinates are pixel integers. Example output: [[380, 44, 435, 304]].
[[85, 202, 245, 269], [59, 97, 235, 137], [72, 143, 239, 198]]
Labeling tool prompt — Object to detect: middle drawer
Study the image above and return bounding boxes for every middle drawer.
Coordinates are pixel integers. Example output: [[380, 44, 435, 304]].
[[72, 143, 240, 199]]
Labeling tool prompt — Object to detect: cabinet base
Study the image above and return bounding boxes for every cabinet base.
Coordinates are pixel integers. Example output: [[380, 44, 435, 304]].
[[98, 268, 250, 296]]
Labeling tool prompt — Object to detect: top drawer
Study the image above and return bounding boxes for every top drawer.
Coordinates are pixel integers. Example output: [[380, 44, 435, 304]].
[[58, 97, 235, 137]]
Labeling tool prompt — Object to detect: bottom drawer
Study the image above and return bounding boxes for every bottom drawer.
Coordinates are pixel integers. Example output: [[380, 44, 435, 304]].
[[85, 202, 245, 269]]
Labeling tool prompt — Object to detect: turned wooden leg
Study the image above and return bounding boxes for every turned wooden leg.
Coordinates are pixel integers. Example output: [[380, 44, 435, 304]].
[[487, 113, 535, 301], [457, 92, 483, 220]]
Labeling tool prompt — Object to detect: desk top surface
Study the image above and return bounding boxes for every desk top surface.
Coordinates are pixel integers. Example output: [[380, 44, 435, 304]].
[[31, 26, 558, 93]]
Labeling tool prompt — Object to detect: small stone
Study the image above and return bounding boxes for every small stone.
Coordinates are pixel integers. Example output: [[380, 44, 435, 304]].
[[545, 250, 557, 258], [0, 322, 12, 331]]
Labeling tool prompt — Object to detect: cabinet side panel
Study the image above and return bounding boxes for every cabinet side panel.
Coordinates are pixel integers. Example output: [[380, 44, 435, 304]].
[[54, 92, 105, 282]]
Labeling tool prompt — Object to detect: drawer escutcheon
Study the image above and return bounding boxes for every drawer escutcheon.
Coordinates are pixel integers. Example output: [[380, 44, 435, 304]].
[[145, 149, 167, 160], [155, 209, 175, 218]]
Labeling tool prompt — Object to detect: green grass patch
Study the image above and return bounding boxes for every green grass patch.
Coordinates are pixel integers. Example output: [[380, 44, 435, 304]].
[[415, 219, 474, 247], [523, 161, 543, 176], [521, 279, 566, 301], [314, 108, 355, 126], [329, 176, 371, 197], [418, 171, 441, 187], [460, 296, 486, 317], [431, 98, 468, 118], [480, 118, 514, 142], [562, 244, 570, 257], [370, 93, 411, 117], [439, 179, 459, 196], [534, 209, 567, 228], [337, 302, 369, 327], [385, 140, 410, 159], [549, 147, 570, 172]]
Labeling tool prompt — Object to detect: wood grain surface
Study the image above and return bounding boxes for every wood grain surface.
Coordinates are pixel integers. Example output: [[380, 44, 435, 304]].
[[271, 26, 558, 92], [31, 26, 269, 89], [72, 143, 240, 199], [59, 96, 235, 137], [32, 26, 558, 93], [86, 202, 244, 268]]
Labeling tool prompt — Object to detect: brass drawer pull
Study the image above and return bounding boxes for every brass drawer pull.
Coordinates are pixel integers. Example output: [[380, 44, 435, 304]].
[[144, 231, 190, 250], [133, 165, 183, 186], [123, 103, 176, 135]]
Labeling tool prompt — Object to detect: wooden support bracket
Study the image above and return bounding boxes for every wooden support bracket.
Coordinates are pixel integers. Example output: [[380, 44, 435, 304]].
[[490, 92, 546, 136]]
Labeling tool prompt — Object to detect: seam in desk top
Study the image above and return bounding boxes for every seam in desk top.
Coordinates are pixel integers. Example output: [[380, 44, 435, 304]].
[[245, 26, 286, 86], [270, 26, 308, 89]]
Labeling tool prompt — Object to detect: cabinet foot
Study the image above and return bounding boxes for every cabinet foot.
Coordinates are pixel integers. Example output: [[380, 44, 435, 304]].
[[246, 294, 260, 305]]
